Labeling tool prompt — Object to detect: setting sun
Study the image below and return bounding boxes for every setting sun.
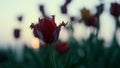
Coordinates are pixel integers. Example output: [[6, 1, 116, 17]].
[[31, 37, 40, 49]]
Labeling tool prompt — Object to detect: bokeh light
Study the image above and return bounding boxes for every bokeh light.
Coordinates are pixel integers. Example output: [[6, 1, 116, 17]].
[[31, 37, 40, 49]]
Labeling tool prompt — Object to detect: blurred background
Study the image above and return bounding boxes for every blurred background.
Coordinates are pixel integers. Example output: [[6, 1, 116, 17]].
[[0, 0, 120, 49]]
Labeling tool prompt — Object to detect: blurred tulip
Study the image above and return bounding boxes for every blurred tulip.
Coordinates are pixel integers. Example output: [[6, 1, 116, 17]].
[[60, 0, 72, 14], [61, 5, 67, 14], [14, 29, 20, 39], [55, 42, 70, 53], [80, 8, 98, 27], [17, 15, 23, 22], [110, 2, 120, 18], [85, 15, 98, 27], [70, 16, 76, 22], [65, 0, 72, 5]]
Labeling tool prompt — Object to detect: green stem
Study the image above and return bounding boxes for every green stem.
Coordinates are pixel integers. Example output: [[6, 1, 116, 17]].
[[63, 50, 71, 68], [48, 44, 57, 68], [111, 17, 119, 45], [96, 16, 100, 37]]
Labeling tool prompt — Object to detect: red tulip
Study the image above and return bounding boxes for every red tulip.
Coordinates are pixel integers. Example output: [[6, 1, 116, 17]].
[[30, 15, 67, 44], [110, 2, 120, 17], [55, 42, 70, 53]]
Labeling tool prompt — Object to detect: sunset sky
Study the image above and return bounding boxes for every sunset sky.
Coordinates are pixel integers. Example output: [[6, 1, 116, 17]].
[[0, 0, 120, 48]]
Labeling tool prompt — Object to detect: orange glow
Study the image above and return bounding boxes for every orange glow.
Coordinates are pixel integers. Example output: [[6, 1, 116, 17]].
[[31, 37, 40, 49]]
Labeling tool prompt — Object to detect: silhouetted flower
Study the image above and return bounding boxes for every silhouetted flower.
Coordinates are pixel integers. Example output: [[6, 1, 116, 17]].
[[39, 5, 46, 17], [30, 15, 67, 44], [60, 0, 72, 14], [14, 29, 20, 39], [17, 15, 23, 22], [96, 3, 104, 16], [61, 5, 67, 14], [55, 42, 70, 53], [85, 15, 98, 27], [110, 2, 120, 18]]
